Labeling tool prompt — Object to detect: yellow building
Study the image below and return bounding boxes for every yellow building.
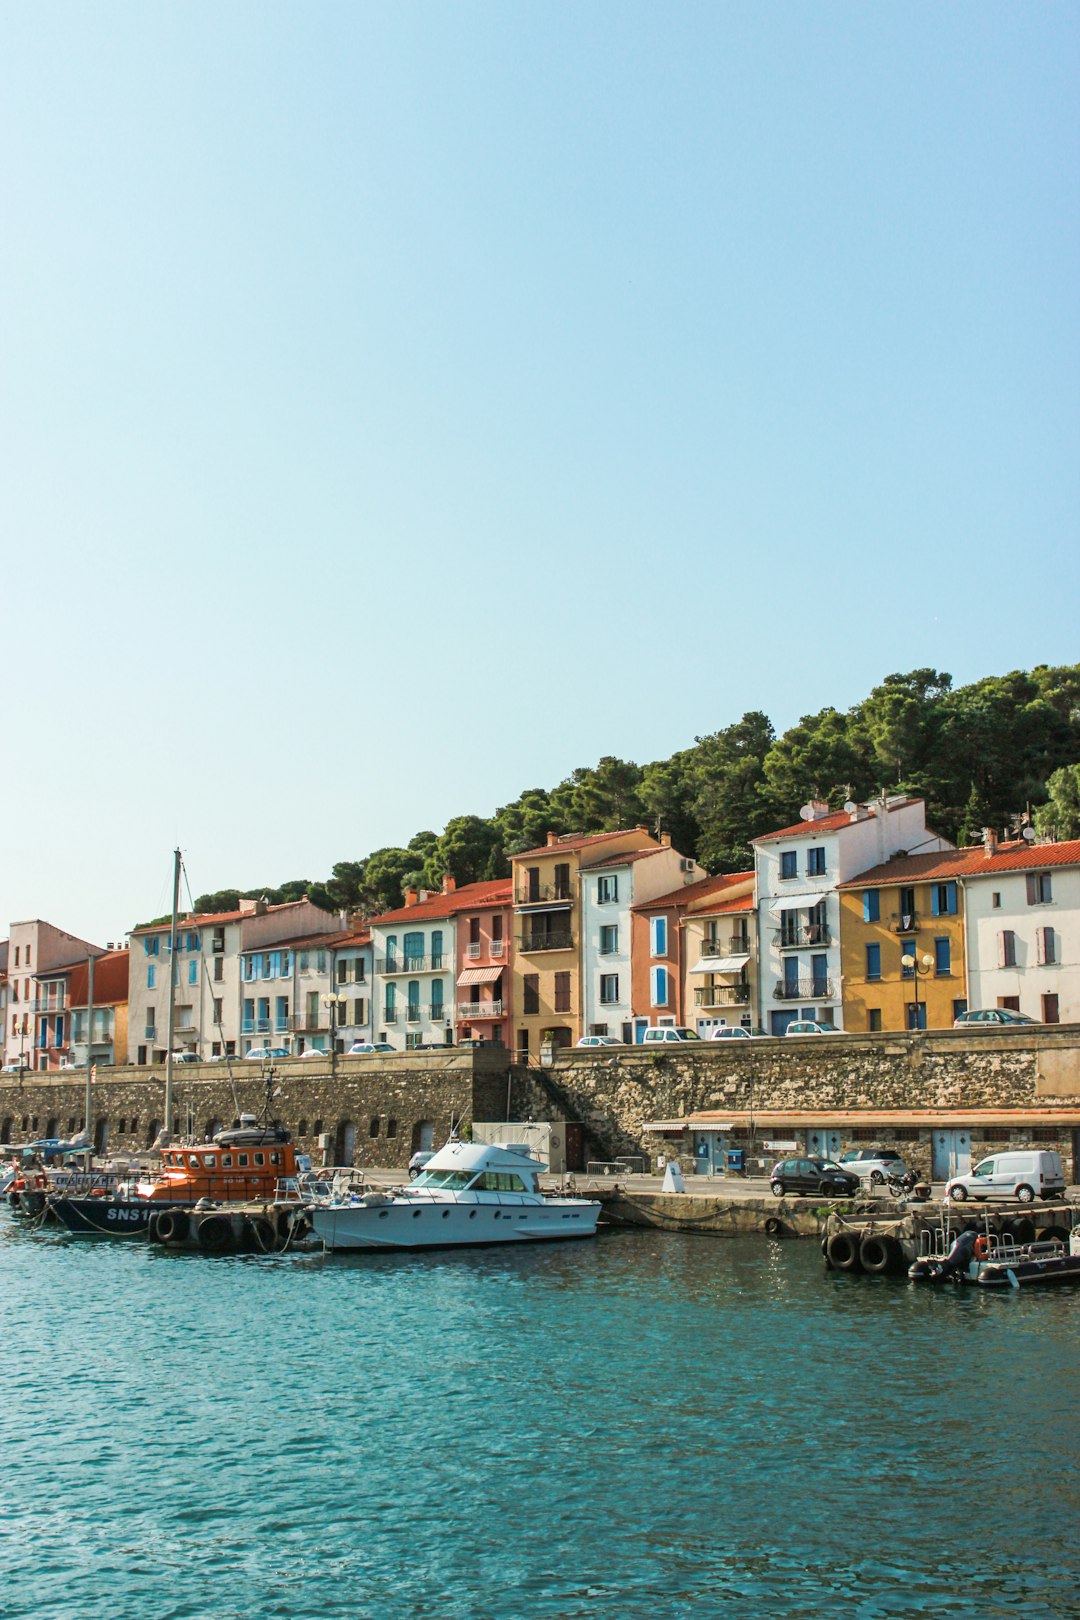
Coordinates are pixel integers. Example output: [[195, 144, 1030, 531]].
[[839, 851, 969, 1032], [510, 827, 656, 1059], [679, 874, 758, 1032]]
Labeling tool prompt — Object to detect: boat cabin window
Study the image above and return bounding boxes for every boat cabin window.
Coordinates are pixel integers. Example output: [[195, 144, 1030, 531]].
[[221, 1154, 233, 1167], [413, 1170, 477, 1190], [201, 1154, 217, 1169], [238, 1153, 249, 1167], [254, 1152, 265, 1166], [472, 1172, 528, 1192], [270, 1151, 281, 1165]]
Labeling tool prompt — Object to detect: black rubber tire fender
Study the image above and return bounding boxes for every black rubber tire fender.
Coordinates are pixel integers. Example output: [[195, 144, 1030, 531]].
[[826, 1230, 861, 1272], [859, 1234, 897, 1275], [154, 1208, 190, 1245], [197, 1214, 235, 1255], [764, 1216, 783, 1237]]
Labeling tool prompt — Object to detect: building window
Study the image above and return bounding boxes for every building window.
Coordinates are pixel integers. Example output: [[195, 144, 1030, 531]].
[[403, 932, 424, 970], [431, 981, 445, 1021], [431, 931, 444, 969], [991, 892, 1001, 909], [387, 1118, 397, 1138], [650, 966, 669, 1007], [897, 888, 916, 929], [934, 937, 951, 975], [599, 974, 619, 1005], [810, 954, 828, 999], [1026, 872, 1053, 905], [999, 930, 1017, 968], [523, 975, 539, 1015], [807, 847, 826, 876], [369, 1117, 380, 1138], [900, 940, 916, 978], [213, 998, 223, 1023], [597, 875, 618, 904], [188, 961, 198, 986], [865, 944, 881, 981], [353, 997, 366, 1025], [1043, 993, 1060, 1024], [213, 957, 223, 982], [931, 882, 958, 916], [337, 960, 348, 984], [906, 1002, 927, 1031], [780, 851, 797, 880], [147, 964, 156, 989], [599, 925, 618, 956], [1037, 927, 1057, 966], [553, 864, 571, 900], [525, 867, 540, 901], [862, 889, 880, 924], [554, 973, 571, 1013], [650, 916, 667, 957], [868, 1009, 882, 1032], [952, 999, 967, 1022]]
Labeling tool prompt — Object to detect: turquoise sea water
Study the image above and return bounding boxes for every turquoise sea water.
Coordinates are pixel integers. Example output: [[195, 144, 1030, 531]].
[[1, 1219, 1078, 1620]]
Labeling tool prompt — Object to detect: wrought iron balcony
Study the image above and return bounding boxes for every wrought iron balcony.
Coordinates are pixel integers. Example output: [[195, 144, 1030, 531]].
[[515, 883, 573, 906], [383, 1008, 398, 1024], [890, 913, 920, 932], [289, 1011, 326, 1031], [489, 939, 506, 958], [774, 925, 832, 950], [773, 978, 836, 1001], [701, 934, 751, 957], [694, 984, 750, 1007], [466, 942, 481, 959], [457, 1000, 504, 1020], [517, 932, 574, 953], [376, 955, 445, 974]]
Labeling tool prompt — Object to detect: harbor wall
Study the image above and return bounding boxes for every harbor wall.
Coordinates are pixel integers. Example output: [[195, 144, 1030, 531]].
[[4, 1029, 1080, 1176]]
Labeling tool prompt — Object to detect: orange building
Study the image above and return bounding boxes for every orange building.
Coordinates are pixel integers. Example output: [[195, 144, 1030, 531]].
[[631, 873, 754, 1034]]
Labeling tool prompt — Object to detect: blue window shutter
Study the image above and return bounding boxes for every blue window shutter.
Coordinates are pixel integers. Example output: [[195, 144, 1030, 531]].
[[946, 882, 957, 915], [931, 885, 940, 916], [863, 889, 879, 923]]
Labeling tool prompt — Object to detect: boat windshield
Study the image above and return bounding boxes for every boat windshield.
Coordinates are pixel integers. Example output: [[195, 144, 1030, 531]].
[[413, 1170, 478, 1190]]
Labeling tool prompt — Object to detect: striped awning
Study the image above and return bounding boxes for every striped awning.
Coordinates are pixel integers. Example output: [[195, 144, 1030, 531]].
[[690, 954, 750, 975], [456, 966, 504, 987]]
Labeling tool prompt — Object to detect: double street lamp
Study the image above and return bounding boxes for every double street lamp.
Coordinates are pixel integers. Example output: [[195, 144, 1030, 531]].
[[324, 992, 348, 1078], [901, 950, 935, 1031]]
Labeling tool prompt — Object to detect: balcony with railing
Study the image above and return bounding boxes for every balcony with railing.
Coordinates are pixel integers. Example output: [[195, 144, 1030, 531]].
[[466, 942, 481, 959], [774, 925, 832, 950], [383, 1008, 398, 1024], [33, 994, 66, 1014], [457, 999, 504, 1020], [773, 977, 836, 1001], [144, 1024, 157, 1040], [289, 1010, 326, 1031], [518, 931, 574, 954], [701, 934, 752, 957], [890, 913, 920, 932], [376, 955, 445, 974], [694, 984, 750, 1008], [514, 882, 573, 907], [241, 1017, 274, 1035]]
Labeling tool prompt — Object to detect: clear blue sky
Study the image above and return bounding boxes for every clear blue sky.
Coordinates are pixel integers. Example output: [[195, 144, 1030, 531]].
[[2, 2, 1077, 942]]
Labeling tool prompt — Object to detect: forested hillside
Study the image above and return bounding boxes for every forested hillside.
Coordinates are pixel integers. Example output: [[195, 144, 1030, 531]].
[[194, 664, 1080, 919]]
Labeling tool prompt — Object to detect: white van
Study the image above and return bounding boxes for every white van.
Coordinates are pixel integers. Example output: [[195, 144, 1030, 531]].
[[946, 1150, 1065, 1205]]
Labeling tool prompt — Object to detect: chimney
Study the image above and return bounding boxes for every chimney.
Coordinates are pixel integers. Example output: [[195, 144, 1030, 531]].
[[546, 831, 558, 847], [982, 827, 998, 859], [441, 874, 456, 895], [239, 898, 257, 914], [660, 833, 671, 848], [253, 898, 267, 917], [404, 888, 419, 907], [809, 799, 830, 820]]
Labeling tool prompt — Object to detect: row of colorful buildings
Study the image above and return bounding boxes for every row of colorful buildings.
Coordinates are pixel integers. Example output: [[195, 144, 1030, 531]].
[[2, 795, 1078, 1070]]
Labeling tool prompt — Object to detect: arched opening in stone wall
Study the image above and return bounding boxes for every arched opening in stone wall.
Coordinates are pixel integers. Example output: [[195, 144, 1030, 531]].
[[0, 1119, 11, 1145], [94, 1118, 110, 1155], [204, 1119, 222, 1141], [336, 1120, 356, 1166], [45, 1118, 58, 1139], [146, 1119, 162, 1150]]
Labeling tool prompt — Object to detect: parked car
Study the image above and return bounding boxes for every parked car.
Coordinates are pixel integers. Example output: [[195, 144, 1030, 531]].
[[953, 1008, 1037, 1028], [171, 1052, 200, 1065], [946, 1150, 1065, 1204], [706, 1026, 769, 1040], [576, 1035, 623, 1047], [838, 1147, 910, 1186], [784, 1020, 841, 1036], [409, 1150, 435, 1177], [243, 1046, 289, 1061], [299, 1047, 328, 1059], [641, 1027, 701, 1044], [347, 1041, 395, 1054], [770, 1157, 860, 1198]]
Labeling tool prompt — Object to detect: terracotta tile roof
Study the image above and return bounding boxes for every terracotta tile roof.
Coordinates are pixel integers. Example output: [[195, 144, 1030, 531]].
[[579, 846, 677, 871], [129, 898, 318, 934], [698, 893, 755, 916], [631, 871, 751, 913], [369, 879, 512, 928], [840, 838, 1080, 888], [754, 800, 920, 843], [244, 928, 356, 953], [512, 829, 655, 861]]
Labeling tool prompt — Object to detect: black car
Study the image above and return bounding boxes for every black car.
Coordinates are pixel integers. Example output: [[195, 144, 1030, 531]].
[[770, 1156, 860, 1198]]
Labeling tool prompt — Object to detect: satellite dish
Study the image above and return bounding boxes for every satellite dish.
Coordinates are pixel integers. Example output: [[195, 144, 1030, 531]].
[[1022, 825, 1037, 842], [843, 801, 857, 814], [798, 803, 815, 821]]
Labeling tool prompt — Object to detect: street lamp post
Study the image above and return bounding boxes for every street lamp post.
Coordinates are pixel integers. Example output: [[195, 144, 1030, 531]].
[[901, 951, 935, 1032], [324, 992, 347, 1080]]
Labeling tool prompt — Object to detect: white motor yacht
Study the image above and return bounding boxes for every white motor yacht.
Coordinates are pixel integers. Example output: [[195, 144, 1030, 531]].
[[308, 1139, 601, 1252]]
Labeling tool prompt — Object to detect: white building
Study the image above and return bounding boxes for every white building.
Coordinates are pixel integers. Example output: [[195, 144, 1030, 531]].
[[962, 833, 1080, 1023], [753, 797, 951, 1035], [369, 886, 459, 1051], [579, 842, 705, 1042]]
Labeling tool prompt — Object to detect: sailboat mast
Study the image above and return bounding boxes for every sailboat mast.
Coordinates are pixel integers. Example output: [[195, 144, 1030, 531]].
[[163, 847, 181, 1133], [83, 951, 95, 1144]]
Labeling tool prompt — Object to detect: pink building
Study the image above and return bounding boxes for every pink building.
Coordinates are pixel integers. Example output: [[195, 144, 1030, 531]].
[[450, 877, 513, 1048]]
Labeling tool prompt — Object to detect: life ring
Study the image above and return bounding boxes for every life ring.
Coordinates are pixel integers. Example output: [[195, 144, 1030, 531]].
[[973, 1235, 990, 1261]]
